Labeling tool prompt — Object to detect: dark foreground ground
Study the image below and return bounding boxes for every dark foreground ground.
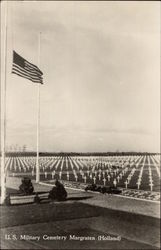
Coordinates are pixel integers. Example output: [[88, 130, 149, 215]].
[[1, 200, 160, 250], [0, 177, 160, 250], [1, 198, 160, 249]]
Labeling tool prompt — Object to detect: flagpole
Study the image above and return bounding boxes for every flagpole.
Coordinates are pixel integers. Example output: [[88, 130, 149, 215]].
[[1, 1, 8, 204], [36, 32, 41, 183]]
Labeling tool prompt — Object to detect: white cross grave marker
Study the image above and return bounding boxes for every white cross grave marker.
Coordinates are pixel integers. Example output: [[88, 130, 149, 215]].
[[59, 172, 62, 180], [113, 179, 117, 187], [103, 178, 106, 186], [75, 175, 78, 182], [125, 180, 128, 189], [52, 172, 55, 179], [149, 181, 153, 191]]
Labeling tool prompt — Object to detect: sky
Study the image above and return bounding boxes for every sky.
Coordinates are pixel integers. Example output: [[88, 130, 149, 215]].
[[1, 1, 160, 153]]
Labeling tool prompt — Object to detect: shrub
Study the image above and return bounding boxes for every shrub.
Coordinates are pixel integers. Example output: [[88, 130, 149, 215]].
[[19, 177, 34, 195], [48, 180, 67, 201]]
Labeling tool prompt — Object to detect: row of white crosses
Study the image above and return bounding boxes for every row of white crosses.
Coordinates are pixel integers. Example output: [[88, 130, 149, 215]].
[[122, 156, 139, 189], [71, 157, 81, 171], [143, 155, 157, 192], [65, 158, 69, 170], [8, 155, 155, 191], [53, 158, 62, 171], [13, 157, 18, 171], [17, 157, 92, 173], [70, 158, 86, 182], [49, 157, 70, 181], [19, 158, 27, 173], [40, 157, 58, 172], [20, 157, 29, 172], [51, 157, 72, 181], [69, 158, 76, 181], [49, 157, 61, 171], [16, 158, 24, 172], [5, 157, 12, 176], [148, 157, 154, 191], [66, 157, 117, 183], [11, 157, 16, 177], [50, 158, 63, 179], [12, 155, 120, 171], [56, 155, 144, 189], [8, 157, 14, 171], [18, 158, 27, 172], [46, 158, 58, 171], [10, 156, 70, 179], [41, 157, 55, 167], [27, 157, 36, 176], [23, 157, 35, 171], [79, 159, 108, 183], [152, 154, 159, 164], [77, 156, 131, 186], [155, 155, 160, 163], [35, 157, 58, 179], [5, 157, 11, 169], [113, 163, 128, 188], [10, 157, 17, 176], [72, 169, 78, 182], [136, 156, 146, 190], [24, 157, 36, 175], [12, 158, 16, 176], [47, 156, 102, 179], [80, 156, 125, 186], [41, 158, 52, 172], [151, 155, 160, 179], [70, 157, 80, 181], [75, 158, 91, 182], [88, 156, 123, 169], [10, 157, 26, 175], [72, 158, 98, 183], [51, 170, 56, 179], [124, 165, 136, 189], [12, 157, 20, 172], [66, 171, 70, 181], [120, 156, 140, 189], [156, 155, 161, 167]]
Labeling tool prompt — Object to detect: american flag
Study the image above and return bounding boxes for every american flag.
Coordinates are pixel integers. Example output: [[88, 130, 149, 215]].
[[12, 51, 43, 84]]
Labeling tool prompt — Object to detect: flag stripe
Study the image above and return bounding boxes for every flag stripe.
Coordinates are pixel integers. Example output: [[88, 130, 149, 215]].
[[25, 65, 42, 75], [12, 69, 43, 83], [12, 67, 43, 83], [12, 70, 43, 83], [12, 65, 43, 82], [12, 63, 43, 79], [25, 60, 43, 74]]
